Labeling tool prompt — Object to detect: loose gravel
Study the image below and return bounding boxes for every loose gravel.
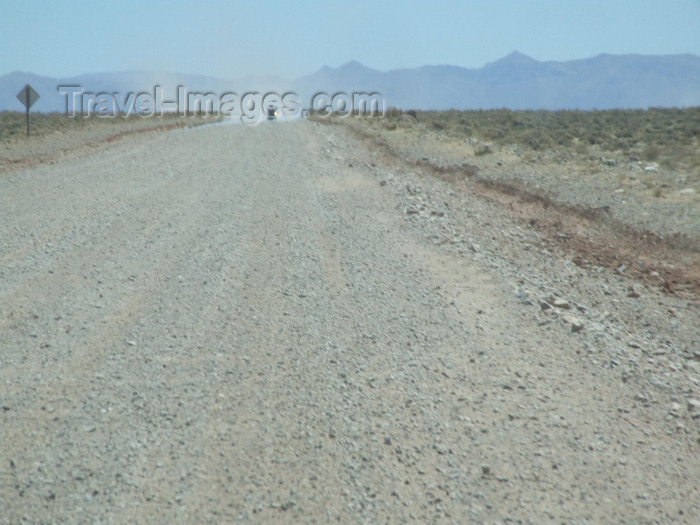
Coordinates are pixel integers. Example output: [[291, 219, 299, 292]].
[[1, 120, 698, 523]]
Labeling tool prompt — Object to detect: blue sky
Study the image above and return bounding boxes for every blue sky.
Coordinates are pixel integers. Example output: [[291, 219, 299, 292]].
[[1, 0, 699, 78]]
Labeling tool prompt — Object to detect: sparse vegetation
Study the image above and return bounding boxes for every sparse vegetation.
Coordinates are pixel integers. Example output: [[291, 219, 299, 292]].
[[0, 111, 219, 142], [379, 107, 700, 176]]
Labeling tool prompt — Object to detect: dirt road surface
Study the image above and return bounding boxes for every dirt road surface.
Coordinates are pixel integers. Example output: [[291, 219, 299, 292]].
[[1, 121, 698, 523]]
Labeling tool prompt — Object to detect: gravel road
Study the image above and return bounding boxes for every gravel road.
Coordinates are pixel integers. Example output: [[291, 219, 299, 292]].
[[1, 120, 698, 523]]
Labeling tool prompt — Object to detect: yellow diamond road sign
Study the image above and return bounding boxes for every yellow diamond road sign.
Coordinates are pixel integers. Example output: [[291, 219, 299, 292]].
[[17, 84, 40, 109]]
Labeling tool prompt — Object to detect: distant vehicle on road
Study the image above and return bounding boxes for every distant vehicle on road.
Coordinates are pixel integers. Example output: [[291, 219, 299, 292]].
[[267, 105, 277, 121]]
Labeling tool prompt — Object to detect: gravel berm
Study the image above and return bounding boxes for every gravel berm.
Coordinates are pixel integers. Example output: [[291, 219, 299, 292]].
[[1, 120, 698, 523]]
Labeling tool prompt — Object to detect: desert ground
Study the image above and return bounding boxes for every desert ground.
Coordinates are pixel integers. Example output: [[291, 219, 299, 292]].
[[1, 114, 698, 523]]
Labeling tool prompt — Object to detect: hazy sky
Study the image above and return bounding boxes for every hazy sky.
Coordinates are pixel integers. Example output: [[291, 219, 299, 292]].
[[2, 0, 699, 78]]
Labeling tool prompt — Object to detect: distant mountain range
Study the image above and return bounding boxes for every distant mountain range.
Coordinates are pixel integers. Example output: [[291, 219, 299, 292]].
[[2, 52, 699, 113], [294, 53, 700, 110]]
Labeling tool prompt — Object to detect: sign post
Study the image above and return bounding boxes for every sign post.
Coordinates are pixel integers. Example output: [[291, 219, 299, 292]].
[[16, 84, 40, 137]]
